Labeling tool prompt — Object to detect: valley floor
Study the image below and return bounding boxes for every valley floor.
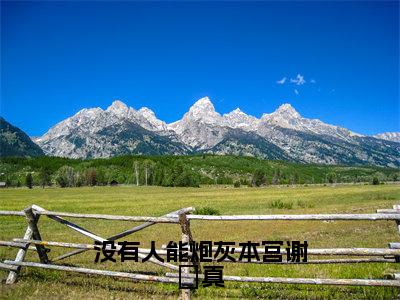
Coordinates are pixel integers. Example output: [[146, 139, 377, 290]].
[[1, 184, 400, 299]]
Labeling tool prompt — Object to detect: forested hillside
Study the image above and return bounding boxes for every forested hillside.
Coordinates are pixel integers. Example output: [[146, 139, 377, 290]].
[[1, 155, 398, 188], [0, 117, 44, 157]]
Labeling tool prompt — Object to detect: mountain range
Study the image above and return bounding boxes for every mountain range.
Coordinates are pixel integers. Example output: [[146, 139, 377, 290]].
[[28, 97, 399, 167]]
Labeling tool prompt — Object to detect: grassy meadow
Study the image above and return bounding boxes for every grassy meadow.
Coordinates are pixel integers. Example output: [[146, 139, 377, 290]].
[[0, 184, 400, 299]]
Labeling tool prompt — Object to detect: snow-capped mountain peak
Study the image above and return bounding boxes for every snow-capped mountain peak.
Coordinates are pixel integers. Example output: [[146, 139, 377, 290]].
[[188, 97, 217, 114], [138, 107, 167, 131], [227, 108, 244, 115], [260, 103, 302, 128], [166, 97, 224, 148], [76, 107, 103, 118], [191, 96, 213, 107], [138, 107, 156, 117], [259, 103, 359, 141], [273, 103, 301, 118], [223, 108, 259, 130], [106, 100, 131, 116], [182, 96, 222, 124]]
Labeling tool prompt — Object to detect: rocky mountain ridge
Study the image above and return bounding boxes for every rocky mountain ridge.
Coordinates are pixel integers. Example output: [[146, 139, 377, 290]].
[[31, 97, 399, 167]]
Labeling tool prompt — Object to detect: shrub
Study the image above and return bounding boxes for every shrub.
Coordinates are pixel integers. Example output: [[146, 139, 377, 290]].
[[195, 206, 221, 215], [268, 200, 293, 209], [372, 176, 380, 185]]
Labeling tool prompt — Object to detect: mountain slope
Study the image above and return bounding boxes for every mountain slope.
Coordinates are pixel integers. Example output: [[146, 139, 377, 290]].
[[205, 129, 294, 161], [0, 117, 44, 157], [255, 123, 399, 167], [38, 121, 189, 159]]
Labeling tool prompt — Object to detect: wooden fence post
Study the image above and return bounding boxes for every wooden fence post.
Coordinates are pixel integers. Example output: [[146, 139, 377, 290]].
[[179, 212, 195, 300], [24, 206, 49, 264], [6, 225, 33, 284], [391, 204, 400, 299], [393, 205, 400, 264], [392, 218, 400, 263]]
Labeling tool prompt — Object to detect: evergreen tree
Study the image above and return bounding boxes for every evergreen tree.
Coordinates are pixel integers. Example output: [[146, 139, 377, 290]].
[[25, 173, 33, 189], [392, 173, 399, 181], [327, 172, 336, 184], [174, 168, 199, 187], [39, 167, 51, 188], [153, 163, 165, 186]]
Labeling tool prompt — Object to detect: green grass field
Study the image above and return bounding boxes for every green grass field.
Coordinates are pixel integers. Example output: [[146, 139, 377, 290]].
[[1, 184, 400, 299]]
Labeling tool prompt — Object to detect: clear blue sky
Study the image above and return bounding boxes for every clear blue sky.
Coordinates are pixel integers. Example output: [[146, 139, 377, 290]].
[[1, 1, 399, 136]]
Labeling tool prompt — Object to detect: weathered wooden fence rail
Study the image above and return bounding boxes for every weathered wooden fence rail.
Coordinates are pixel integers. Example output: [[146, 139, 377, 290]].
[[1, 204, 400, 299]]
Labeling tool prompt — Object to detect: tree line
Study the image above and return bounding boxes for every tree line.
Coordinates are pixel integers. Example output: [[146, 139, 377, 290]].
[[1, 155, 398, 188], [17, 160, 201, 188]]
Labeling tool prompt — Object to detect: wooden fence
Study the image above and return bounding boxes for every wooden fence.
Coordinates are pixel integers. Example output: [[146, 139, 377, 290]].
[[1, 204, 400, 299]]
